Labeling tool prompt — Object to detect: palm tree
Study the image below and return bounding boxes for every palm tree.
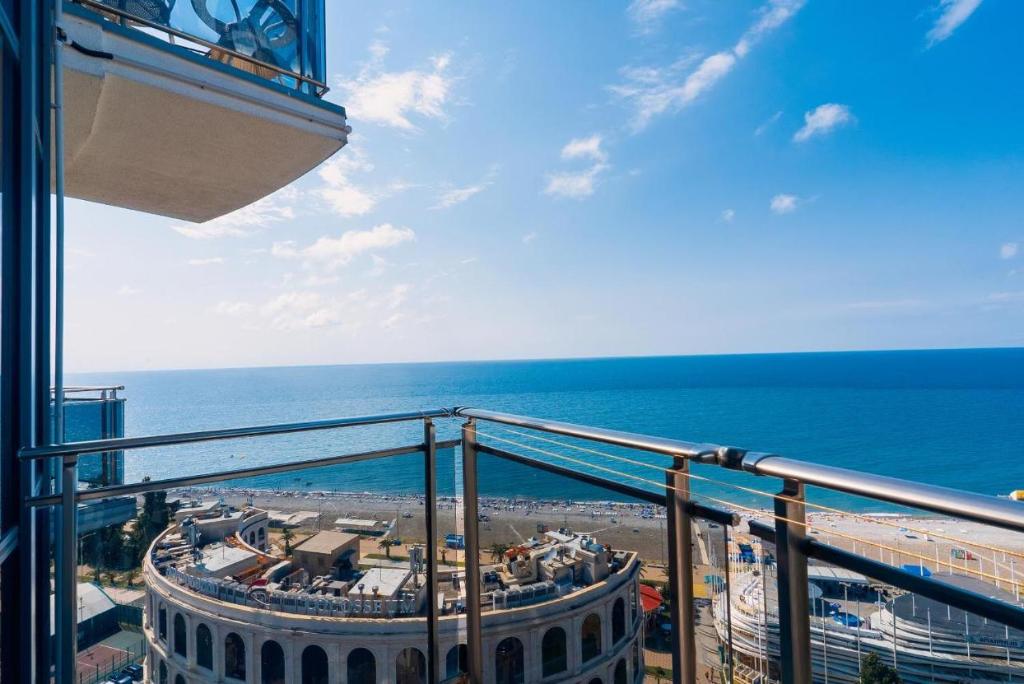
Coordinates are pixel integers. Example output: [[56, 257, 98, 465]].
[[489, 543, 511, 563], [281, 527, 294, 556], [378, 539, 395, 558], [440, 548, 448, 565]]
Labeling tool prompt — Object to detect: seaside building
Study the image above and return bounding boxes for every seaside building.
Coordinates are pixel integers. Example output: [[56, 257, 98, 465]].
[[143, 506, 644, 683], [714, 564, 1024, 683]]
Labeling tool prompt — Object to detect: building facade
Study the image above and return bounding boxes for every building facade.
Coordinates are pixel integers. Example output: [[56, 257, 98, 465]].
[[143, 522, 644, 684]]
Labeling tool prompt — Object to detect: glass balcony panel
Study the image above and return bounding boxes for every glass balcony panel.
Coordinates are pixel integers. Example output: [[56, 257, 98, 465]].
[[73, 448, 439, 684], [797, 555, 1024, 683], [471, 446, 658, 684], [81, 0, 323, 87]]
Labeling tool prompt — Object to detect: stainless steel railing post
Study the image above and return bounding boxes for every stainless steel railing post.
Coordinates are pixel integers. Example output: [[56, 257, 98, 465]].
[[775, 478, 811, 683], [57, 454, 78, 684], [665, 456, 696, 683], [461, 419, 484, 683], [423, 419, 440, 684]]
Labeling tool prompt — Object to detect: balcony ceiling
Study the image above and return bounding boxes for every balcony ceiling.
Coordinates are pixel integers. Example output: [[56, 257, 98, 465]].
[[57, 8, 350, 223]]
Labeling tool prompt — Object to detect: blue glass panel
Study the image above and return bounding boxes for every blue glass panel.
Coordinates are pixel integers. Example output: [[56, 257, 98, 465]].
[[94, 0, 324, 85]]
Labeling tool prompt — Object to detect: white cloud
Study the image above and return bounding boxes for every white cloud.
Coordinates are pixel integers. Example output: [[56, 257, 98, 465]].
[[116, 285, 141, 296], [770, 194, 799, 214], [545, 164, 609, 200], [272, 224, 415, 271], [432, 166, 497, 210], [627, 0, 681, 33], [545, 136, 611, 199], [338, 45, 455, 131], [925, 0, 983, 47], [561, 135, 608, 163], [720, 209, 736, 223], [793, 103, 854, 142], [754, 110, 783, 136], [611, 0, 804, 131], [211, 300, 253, 316], [315, 151, 378, 218], [1000, 242, 1019, 260], [172, 187, 299, 239], [187, 257, 224, 266], [522, 232, 538, 244], [848, 299, 927, 311]]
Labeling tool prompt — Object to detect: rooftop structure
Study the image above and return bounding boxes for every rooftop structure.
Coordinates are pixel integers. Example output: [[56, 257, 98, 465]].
[[292, 530, 359, 577]]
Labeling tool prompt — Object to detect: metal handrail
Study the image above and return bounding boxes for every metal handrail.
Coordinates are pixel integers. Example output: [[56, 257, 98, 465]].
[[740, 452, 1024, 534], [457, 407, 1024, 535], [72, 0, 330, 95], [19, 408, 449, 459], [27, 438, 461, 507], [455, 407, 719, 458]]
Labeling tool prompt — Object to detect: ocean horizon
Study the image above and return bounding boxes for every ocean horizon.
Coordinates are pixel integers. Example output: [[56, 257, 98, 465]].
[[69, 347, 1024, 512]]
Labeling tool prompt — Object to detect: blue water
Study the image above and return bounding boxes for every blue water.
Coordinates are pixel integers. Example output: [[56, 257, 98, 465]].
[[69, 348, 1024, 511]]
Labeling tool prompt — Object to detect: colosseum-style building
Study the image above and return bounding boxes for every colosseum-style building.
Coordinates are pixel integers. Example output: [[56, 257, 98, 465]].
[[143, 503, 644, 684]]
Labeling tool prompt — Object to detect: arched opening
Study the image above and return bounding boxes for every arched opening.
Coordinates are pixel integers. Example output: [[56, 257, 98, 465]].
[[632, 641, 640, 679], [446, 644, 467, 678], [158, 660, 167, 684], [615, 658, 628, 684], [301, 645, 329, 684], [494, 637, 524, 684], [196, 623, 213, 670], [157, 604, 167, 641], [395, 647, 426, 684], [175, 676, 185, 684], [588, 679, 603, 684], [172, 614, 187, 657], [347, 648, 376, 684], [541, 627, 567, 676], [581, 613, 602, 663], [612, 597, 626, 643], [225, 632, 247, 681], [261, 640, 286, 684]]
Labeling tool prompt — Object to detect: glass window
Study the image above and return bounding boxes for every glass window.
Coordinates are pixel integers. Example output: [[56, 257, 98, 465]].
[[261, 640, 286, 684], [446, 644, 467, 678], [494, 637, 524, 684], [581, 613, 602, 663], [347, 648, 376, 684], [612, 597, 626, 643], [175, 676, 185, 684], [301, 645, 329, 684], [395, 647, 426, 684], [158, 660, 168, 684], [614, 659, 627, 684], [196, 623, 213, 670], [173, 614, 187, 657], [158, 604, 167, 641], [541, 627, 567, 676], [225, 633, 247, 680]]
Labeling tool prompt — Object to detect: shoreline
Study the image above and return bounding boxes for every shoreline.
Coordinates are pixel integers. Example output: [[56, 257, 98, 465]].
[[172, 486, 1024, 577]]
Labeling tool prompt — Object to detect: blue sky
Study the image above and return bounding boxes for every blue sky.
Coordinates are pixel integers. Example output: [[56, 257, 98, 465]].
[[65, 0, 1024, 371]]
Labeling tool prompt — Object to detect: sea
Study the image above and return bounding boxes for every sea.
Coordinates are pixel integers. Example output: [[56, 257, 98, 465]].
[[69, 348, 1024, 513]]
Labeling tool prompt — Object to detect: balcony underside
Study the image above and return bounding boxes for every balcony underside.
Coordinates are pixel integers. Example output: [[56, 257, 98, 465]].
[[56, 6, 349, 222]]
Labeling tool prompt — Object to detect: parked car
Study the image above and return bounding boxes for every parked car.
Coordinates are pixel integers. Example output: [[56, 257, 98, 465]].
[[121, 664, 144, 682]]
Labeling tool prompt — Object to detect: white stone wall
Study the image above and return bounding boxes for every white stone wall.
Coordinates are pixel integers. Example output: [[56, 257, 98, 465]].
[[144, 554, 645, 684]]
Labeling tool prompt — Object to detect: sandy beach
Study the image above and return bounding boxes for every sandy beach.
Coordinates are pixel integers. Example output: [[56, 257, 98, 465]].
[[173, 486, 1024, 594]]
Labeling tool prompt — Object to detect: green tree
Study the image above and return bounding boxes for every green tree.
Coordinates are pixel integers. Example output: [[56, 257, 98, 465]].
[[859, 653, 901, 684], [489, 543, 511, 563], [282, 527, 294, 556], [129, 477, 171, 563], [378, 539, 396, 558]]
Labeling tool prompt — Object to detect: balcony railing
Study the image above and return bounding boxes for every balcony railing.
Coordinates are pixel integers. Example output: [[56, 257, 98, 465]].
[[72, 0, 328, 95], [20, 407, 1024, 684]]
